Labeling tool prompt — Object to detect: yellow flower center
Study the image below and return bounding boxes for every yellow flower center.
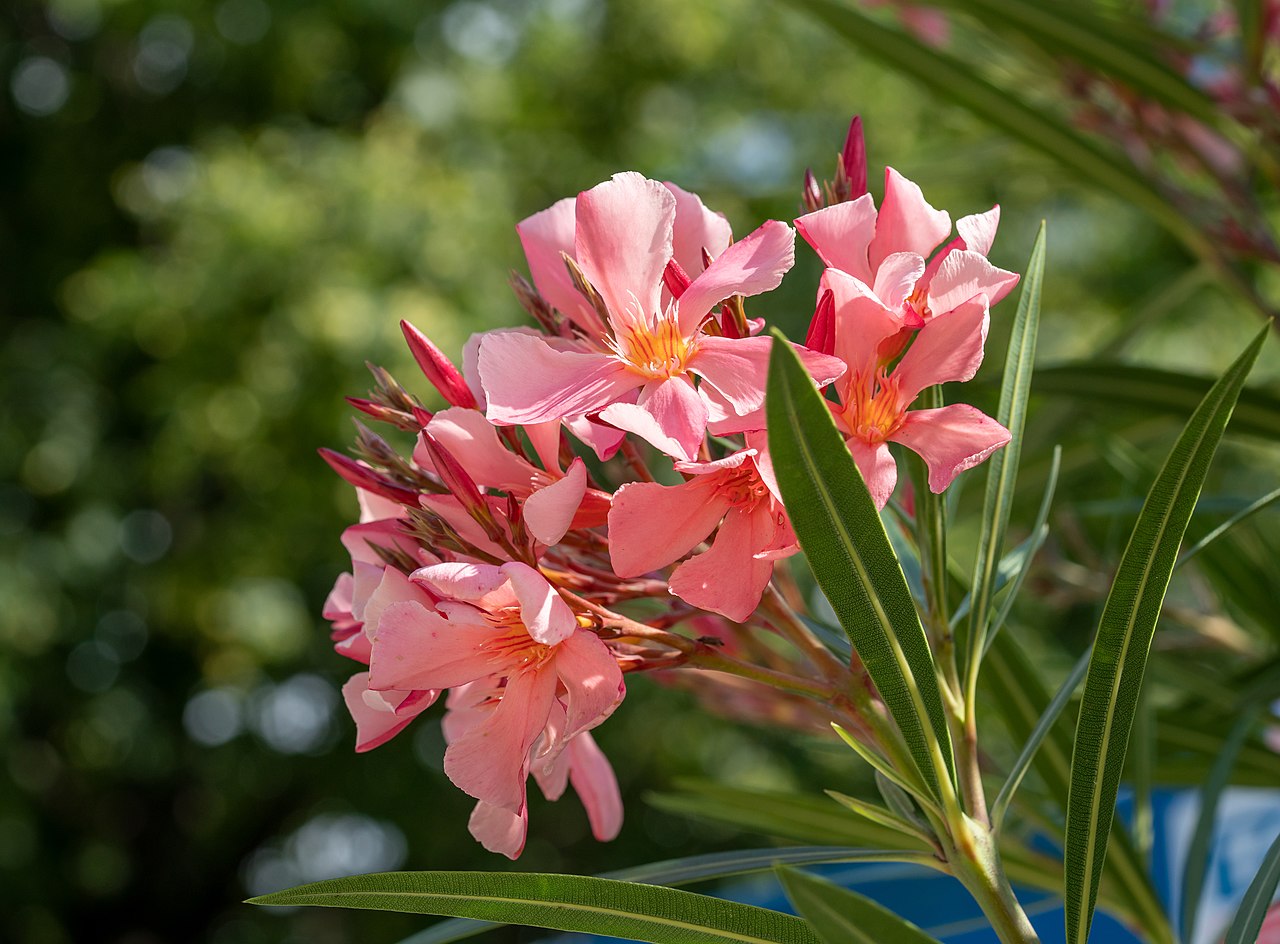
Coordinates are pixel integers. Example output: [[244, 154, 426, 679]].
[[841, 368, 906, 444], [620, 318, 694, 380]]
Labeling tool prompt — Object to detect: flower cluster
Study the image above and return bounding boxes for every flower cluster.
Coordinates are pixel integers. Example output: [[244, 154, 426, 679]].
[[321, 118, 1017, 858]]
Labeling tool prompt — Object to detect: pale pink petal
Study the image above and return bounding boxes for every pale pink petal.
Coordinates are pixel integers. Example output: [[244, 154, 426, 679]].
[[892, 296, 990, 402], [363, 566, 435, 643], [420, 408, 533, 490], [501, 561, 576, 645], [468, 801, 527, 860], [341, 519, 416, 566], [872, 251, 926, 309], [824, 268, 907, 372], [608, 477, 729, 576], [350, 560, 384, 623], [669, 506, 774, 622], [665, 182, 732, 278], [517, 197, 605, 336], [598, 378, 707, 461], [445, 666, 558, 810], [890, 404, 1010, 493], [357, 489, 405, 524], [673, 448, 755, 476], [323, 573, 355, 622], [794, 194, 877, 284], [523, 458, 587, 546], [744, 431, 781, 502], [693, 336, 844, 434], [848, 438, 898, 509], [530, 699, 571, 799], [567, 732, 623, 841], [956, 205, 1000, 256], [411, 561, 506, 601], [524, 420, 564, 473], [564, 414, 627, 461], [575, 173, 675, 333], [460, 330, 490, 409], [676, 220, 795, 335], [926, 249, 1019, 316], [868, 167, 952, 271], [554, 630, 625, 742], [418, 493, 508, 559], [343, 672, 436, 753], [368, 600, 499, 692], [479, 331, 640, 426]]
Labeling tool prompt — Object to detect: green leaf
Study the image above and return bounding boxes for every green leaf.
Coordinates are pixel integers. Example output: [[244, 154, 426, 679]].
[[1027, 364, 1280, 440], [648, 780, 935, 854], [1175, 486, 1280, 569], [397, 847, 909, 944], [991, 649, 1088, 833], [1224, 828, 1280, 944], [1180, 709, 1260, 942], [966, 224, 1046, 687], [824, 790, 934, 847], [766, 330, 955, 801], [778, 866, 943, 944], [249, 871, 823, 944], [1063, 325, 1268, 944]]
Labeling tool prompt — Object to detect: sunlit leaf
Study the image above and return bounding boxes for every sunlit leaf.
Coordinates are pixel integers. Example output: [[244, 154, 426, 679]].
[[778, 866, 943, 944]]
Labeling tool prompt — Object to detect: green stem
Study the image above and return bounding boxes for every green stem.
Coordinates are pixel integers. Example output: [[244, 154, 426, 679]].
[[946, 816, 1042, 944]]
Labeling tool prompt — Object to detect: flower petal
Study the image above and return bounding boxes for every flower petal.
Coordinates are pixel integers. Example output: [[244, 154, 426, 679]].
[[424, 408, 537, 490], [890, 403, 1011, 493], [517, 196, 606, 336], [794, 193, 877, 284], [872, 251, 926, 309], [608, 477, 728, 576], [411, 561, 506, 600], [575, 172, 675, 334], [479, 331, 640, 426], [523, 457, 587, 546], [368, 600, 498, 692], [567, 732, 623, 841], [598, 378, 707, 460], [468, 801, 528, 860], [824, 268, 905, 372], [676, 220, 795, 335], [342, 672, 436, 753], [554, 629, 625, 741], [957, 204, 1000, 256], [926, 249, 1019, 317], [848, 438, 898, 510], [501, 561, 576, 645], [892, 296, 990, 402], [665, 182, 732, 279], [669, 506, 775, 622], [868, 167, 952, 271]]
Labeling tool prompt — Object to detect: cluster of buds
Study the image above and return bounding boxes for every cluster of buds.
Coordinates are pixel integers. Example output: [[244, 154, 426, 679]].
[[321, 118, 1018, 858]]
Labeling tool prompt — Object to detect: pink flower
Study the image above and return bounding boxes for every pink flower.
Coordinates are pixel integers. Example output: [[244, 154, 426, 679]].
[[796, 167, 1018, 332], [824, 271, 1011, 508], [445, 683, 622, 858], [608, 433, 796, 621], [367, 561, 624, 826], [479, 172, 844, 460]]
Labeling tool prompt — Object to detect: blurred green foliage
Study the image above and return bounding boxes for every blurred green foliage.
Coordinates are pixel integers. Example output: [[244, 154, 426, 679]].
[[3, 0, 1279, 943]]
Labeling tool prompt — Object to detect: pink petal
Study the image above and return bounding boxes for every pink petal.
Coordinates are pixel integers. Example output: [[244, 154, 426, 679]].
[[665, 182, 732, 278], [890, 404, 1011, 493], [411, 561, 506, 601], [673, 448, 755, 476], [323, 573, 355, 622], [794, 194, 877, 284], [340, 519, 417, 566], [744, 431, 781, 501], [926, 249, 1019, 317], [517, 196, 606, 336], [357, 489, 405, 524], [524, 420, 564, 473], [479, 330, 639, 426], [598, 378, 707, 461], [676, 220, 795, 335], [564, 414, 627, 461], [956, 205, 1000, 256], [468, 801, 527, 859], [892, 296, 990, 402], [567, 732, 623, 841], [342, 672, 436, 753], [693, 336, 844, 434], [363, 566, 435, 643], [669, 506, 775, 622], [575, 173, 675, 334], [523, 457, 587, 546], [445, 665, 558, 810], [608, 477, 729, 576], [368, 600, 498, 692], [872, 251, 926, 309], [424, 408, 537, 490], [461, 330, 494, 410], [868, 167, 952, 272], [824, 268, 906, 372], [554, 630, 625, 742], [848, 438, 898, 509], [501, 561, 576, 645]]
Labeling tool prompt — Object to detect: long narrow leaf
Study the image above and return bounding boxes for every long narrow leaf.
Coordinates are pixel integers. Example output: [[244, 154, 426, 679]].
[[250, 871, 823, 944], [967, 224, 1046, 687], [766, 332, 955, 799], [1176, 486, 1280, 569], [778, 866, 944, 944], [1064, 326, 1268, 944], [398, 847, 913, 944], [1180, 709, 1260, 942], [1224, 829, 1280, 944]]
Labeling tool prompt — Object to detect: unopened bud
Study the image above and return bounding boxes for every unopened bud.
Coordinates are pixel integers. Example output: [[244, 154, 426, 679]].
[[805, 289, 836, 357], [509, 271, 562, 335], [841, 115, 868, 200], [318, 448, 420, 506], [417, 431, 506, 543], [663, 258, 691, 298], [346, 397, 419, 432], [719, 295, 749, 339], [400, 320, 477, 409]]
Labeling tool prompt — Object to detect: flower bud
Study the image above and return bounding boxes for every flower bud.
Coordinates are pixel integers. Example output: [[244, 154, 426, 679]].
[[401, 320, 478, 409]]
